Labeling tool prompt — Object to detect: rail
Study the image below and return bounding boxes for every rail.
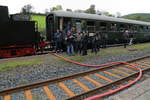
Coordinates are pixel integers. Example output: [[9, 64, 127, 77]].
[[0, 54, 149, 100]]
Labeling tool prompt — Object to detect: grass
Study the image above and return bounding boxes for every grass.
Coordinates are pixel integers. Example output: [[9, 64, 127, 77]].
[[58, 48, 126, 62], [34, 96, 39, 100], [0, 58, 44, 72], [56, 43, 150, 62], [130, 43, 150, 50], [1, 43, 150, 71], [31, 15, 46, 33]]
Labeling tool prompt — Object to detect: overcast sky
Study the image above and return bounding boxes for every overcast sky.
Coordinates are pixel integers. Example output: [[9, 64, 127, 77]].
[[0, 0, 150, 15]]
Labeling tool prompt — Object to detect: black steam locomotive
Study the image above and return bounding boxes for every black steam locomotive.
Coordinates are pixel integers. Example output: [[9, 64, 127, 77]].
[[0, 6, 47, 58]]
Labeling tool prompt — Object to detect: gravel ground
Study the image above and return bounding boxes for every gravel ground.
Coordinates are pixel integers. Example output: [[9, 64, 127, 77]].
[[0, 46, 150, 99], [11, 91, 25, 100]]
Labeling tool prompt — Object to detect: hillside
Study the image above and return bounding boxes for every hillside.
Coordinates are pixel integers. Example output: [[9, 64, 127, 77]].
[[30, 14, 46, 34], [123, 13, 150, 22]]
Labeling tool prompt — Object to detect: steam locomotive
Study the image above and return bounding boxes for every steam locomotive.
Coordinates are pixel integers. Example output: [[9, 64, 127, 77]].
[[0, 5, 48, 58]]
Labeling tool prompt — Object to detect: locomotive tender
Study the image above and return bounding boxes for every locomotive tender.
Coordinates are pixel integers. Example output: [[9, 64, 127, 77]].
[[46, 11, 150, 44]]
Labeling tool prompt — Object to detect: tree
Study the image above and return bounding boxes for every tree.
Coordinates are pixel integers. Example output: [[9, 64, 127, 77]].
[[84, 4, 96, 14], [96, 10, 102, 15], [66, 9, 72, 12], [123, 15, 150, 22], [101, 11, 115, 17], [101, 11, 109, 16], [21, 4, 34, 14], [51, 5, 63, 11]]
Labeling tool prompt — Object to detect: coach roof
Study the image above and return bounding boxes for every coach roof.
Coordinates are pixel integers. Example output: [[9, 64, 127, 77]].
[[48, 11, 150, 26]]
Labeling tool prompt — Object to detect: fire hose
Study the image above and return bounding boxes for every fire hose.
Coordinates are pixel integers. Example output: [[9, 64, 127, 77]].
[[49, 51, 142, 100]]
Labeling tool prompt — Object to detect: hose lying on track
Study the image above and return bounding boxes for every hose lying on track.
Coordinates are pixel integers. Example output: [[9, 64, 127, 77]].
[[49, 51, 143, 100]]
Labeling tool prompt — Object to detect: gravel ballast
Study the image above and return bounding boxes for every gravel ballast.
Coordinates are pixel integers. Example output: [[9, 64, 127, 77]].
[[0, 46, 150, 98]]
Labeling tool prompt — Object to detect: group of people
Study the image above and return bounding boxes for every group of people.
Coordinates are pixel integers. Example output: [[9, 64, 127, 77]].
[[52, 29, 108, 56], [52, 28, 134, 56]]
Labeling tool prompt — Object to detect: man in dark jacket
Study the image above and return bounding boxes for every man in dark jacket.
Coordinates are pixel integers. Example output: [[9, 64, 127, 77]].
[[54, 29, 63, 52], [66, 31, 75, 56], [129, 30, 134, 45], [82, 31, 89, 56], [60, 30, 67, 52], [123, 30, 129, 48], [91, 33, 98, 54]]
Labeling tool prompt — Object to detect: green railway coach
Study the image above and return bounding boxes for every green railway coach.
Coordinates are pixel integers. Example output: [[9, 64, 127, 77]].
[[46, 11, 150, 44]]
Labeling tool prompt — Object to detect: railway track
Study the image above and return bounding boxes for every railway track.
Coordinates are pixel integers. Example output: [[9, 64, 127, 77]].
[[0, 56, 150, 100]]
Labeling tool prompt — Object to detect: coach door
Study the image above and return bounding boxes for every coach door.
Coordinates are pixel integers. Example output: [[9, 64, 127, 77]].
[[46, 14, 55, 41]]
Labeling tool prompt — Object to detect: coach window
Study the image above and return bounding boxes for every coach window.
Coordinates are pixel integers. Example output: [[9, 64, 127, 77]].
[[110, 23, 117, 32], [145, 26, 148, 32], [81, 20, 86, 31], [143, 26, 146, 32], [146, 26, 149, 32], [119, 24, 126, 32], [128, 24, 132, 31], [130, 24, 135, 32], [144, 26, 149, 32], [87, 21, 96, 33], [148, 26, 150, 31], [63, 18, 72, 32], [58, 17, 63, 31], [75, 20, 81, 32], [133, 25, 138, 32], [139, 26, 144, 32], [100, 22, 107, 32]]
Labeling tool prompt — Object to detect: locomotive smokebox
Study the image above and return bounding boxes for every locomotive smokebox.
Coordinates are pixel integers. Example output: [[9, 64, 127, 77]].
[[0, 6, 9, 24]]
